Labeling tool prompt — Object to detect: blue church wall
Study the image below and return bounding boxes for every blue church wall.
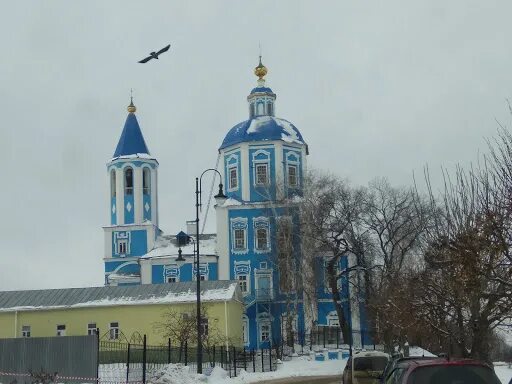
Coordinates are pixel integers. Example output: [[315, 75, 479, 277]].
[[316, 255, 349, 301], [224, 150, 242, 201], [104, 260, 140, 274], [124, 194, 134, 224], [111, 197, 117, 225], [111, 230, 147, 257], [143, 194, 152, 221], [249, 146, 276, 202], [151, 262, 218, 283]]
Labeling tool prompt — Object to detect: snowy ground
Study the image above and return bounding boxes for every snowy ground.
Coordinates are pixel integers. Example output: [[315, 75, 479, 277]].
[[494, 362, 512, 384]]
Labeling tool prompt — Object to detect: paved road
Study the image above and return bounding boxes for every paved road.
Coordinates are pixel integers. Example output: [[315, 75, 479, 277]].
[[257, 375, 341, 384]]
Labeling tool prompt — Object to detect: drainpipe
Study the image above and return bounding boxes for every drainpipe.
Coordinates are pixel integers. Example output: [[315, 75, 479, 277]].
[[224, 301, 229, 350], [14, 311, 18, 338]]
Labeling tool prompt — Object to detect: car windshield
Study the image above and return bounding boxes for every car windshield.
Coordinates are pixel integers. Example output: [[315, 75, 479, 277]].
[[407, 365, 501, 384], [354, 356, 389, 371]]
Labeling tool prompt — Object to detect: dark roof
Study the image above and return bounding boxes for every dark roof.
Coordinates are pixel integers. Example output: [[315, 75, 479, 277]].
[[0, 281, 239, 312], [113, 113, 150, 157]]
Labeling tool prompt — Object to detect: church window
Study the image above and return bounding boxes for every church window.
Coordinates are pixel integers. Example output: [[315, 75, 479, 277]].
[[256, 228, 269, 251], [118, 240, 127, 255], [124, 167, 133, 195], [193, 263, 209, 281], [22, 325, 31, 337], [56, 324, 66, 337], [110, 170, 116, 197], [256, 164, 269, 185], [237, 274, 248, 293], [267, 102, 273, 116], [109, 322, 119, 340], [229, 167, 238, 190], [242, 316, 249, 345], [258, 314, 271, 342], [167, 276, 177, 283], [143, 168, 151, 195], [234, 229, 246, 250], [87, 323, 97, 335], [288, 165, 298, 187], [257, 102, 264, 115], [250, 103, 255, 118]]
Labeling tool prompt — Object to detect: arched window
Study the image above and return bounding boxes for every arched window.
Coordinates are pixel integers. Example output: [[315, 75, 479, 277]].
[[267, 103, 273, 116], [110, 170, 116, 197], [257, 102, 264, 115], [250, 103, 255, 118], [143, 168, 151, 195], [124, 167, 133, 195]]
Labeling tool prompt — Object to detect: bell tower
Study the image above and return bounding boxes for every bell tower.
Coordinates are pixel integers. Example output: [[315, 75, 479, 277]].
[[103, 99, 160, 286]]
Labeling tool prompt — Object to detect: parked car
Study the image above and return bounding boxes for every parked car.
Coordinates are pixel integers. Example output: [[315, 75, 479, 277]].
[[380, 356, 442, 383], [383, 358, 501, 383], [342, 351, 390, 384]]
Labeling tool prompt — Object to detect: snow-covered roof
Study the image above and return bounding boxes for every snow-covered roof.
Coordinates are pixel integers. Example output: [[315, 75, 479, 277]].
[[0, 281, 241, 312], [220, 116, 306, 150], [142, 233, 217, 259]]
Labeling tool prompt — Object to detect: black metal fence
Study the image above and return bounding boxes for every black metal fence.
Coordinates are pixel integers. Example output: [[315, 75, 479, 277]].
[[99, 335, 277, 383]]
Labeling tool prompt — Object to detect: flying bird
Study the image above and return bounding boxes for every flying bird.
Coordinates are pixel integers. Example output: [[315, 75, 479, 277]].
[[138, 44, 171, 63]]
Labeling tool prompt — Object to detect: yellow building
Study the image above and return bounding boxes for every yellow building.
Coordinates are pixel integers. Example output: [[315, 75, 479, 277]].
[[0, 281, 243, 346]]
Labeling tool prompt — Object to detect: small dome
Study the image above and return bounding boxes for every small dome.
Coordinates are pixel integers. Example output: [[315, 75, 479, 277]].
[[220, 116, 306, 150], [250, 86, 274, 95]]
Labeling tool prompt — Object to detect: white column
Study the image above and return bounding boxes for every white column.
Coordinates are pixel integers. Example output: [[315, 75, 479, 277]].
[[151, 167, 158, 227], [275, 142, 284, 200], [134, 166, 143, 224], [104, 229, 112, 258], [140, 259, 152, 284], [115, 167, 124, 224], [216, 204, 230, 280], [241, 144, 250, 201]]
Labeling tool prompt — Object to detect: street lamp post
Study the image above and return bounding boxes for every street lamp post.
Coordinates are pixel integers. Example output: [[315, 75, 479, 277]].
[[194, 169, 226, 374]]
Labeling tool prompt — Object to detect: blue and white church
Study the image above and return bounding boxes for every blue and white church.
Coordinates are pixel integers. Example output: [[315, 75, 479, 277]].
[[103, 59, 370, 350]]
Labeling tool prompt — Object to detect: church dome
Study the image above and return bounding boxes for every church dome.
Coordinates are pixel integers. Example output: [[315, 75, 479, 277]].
[[219, 116, 305, 150]]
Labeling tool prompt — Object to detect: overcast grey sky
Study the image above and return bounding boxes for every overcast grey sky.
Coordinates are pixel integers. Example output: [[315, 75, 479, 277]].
[[1, 1, 511, 290]]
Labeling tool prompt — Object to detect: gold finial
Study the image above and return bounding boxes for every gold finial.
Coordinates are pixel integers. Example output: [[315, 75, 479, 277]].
[[254, 55, 268, 80], [127, 89, 136, 113]]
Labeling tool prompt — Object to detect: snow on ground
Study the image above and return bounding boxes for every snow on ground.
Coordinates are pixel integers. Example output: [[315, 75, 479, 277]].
[[408, 346, 436, 357], [494, 362, 512, 384], [146, 356, 345, 384]]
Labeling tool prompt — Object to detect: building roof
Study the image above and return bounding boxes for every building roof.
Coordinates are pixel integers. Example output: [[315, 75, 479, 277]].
[[113, 113, 150, 157], [0, 281, 241, 312], [220, 116, 306, 150], [142, 233, 217, 259]]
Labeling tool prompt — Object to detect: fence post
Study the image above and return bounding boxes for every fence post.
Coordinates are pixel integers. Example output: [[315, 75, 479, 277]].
[[336, 328, 339, 349], [142, 335, 147, 384], [220, 346, 224, 368], [126, 343, 131, 384], [168, 338, 171, 364], [185, 341, 188, 366], [243, 347, 247, 371], [96, 328, 100, 382], [268, 345, 272, 371], [252, 349, 255, 373], [323, 327, 326, 348], [261, 348, 264, 372], [233, 346, 237, 377], [212, 345, 216, 367]]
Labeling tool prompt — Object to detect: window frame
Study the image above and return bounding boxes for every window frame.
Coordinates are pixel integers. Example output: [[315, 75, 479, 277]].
[[124, 167, 134, 195], [287, 164, 298, 187], [109, 322, 119, 340], [228, 166, 238, 190], [234, 228, 246, 250], [255, 163, 269, 186], [260, 323, 270, 342], [87, 323, 97, 335], [255, 227, 269, 251], [142, 167, 151, 195], [237, 274, 249, 293], [22, 325, 31, 338], [56, 324, 66, 337]]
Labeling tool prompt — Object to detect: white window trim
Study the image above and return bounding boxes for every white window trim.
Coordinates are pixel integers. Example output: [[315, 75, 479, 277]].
[[230, 217, 248, 254], [87, 323, 97, 335], [56, 324, 66, 337], [192, 263, 210, 281], [109, 322, 120, 340], [257, 314, 272, 343], [253, 216, 271, 253], [114, 232, 131, 256], [252, 150, 271, 187], [285, 151, 300, 188], [255, 269, 273, 300], [242, 315, 250, 346], [22, 325, 31, 338], [226, 154, 240, 192], [327, 311, 340, 327], [163, 264, 180, 282], [234, 261, 251, 296]]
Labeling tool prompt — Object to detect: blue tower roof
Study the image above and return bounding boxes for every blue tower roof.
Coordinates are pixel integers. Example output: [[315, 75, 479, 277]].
[[250, 86, 274, 94], [113, 112, 150, 157], [219, 116, 305, 150]]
